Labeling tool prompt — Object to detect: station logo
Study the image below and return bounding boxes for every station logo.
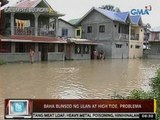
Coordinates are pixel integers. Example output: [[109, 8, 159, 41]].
[[131, 5, 152, 15]]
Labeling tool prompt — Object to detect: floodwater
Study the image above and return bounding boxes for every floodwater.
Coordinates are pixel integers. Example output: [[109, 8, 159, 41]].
[[0, 59, 159, 119]]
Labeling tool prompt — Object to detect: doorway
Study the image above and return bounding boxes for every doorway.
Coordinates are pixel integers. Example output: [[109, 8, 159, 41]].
[[40, 44, 48, 61]]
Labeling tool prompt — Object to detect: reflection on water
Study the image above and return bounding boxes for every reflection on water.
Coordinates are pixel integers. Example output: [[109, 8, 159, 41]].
[[0, 59, 160, 119]]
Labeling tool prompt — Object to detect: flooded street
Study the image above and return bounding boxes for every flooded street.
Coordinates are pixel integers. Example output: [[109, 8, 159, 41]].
[[0, 59, 160, 119]]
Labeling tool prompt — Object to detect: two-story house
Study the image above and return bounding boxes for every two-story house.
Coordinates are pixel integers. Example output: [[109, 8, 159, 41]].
[[0, 0, 68, 62], [0, 0, 100, 62], [76, 7, 144, 59], [57, 18, 101, 60], [147, 26, 160, 59], [129, 16, 144, 58]]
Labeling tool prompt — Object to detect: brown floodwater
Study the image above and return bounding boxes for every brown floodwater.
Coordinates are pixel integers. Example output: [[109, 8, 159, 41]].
[[0, 59, 159, 119]]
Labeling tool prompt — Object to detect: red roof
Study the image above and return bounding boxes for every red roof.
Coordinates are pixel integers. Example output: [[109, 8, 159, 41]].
[[16, 0, 40, 8], [1, 35, 67, 43]]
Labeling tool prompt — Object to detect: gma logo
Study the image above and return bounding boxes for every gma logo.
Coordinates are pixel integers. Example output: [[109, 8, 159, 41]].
[[131, 5, 152, 15]]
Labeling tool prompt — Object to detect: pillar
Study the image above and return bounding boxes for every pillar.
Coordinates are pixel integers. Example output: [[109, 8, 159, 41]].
[[35, 43, 39, 61], [34, 13, 40, 36], [11, 13, 15, 35], [55, 44, 58, 52], [11, 42, 15, 53], [55, 18, 59, 37]]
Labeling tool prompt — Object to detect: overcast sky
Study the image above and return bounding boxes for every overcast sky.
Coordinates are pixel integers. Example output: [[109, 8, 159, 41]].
[[8, 0, 160, 28]]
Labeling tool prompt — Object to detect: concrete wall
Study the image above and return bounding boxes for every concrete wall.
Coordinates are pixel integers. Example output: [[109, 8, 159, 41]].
[[111, 41, 129, 59], [81, 10, 113, 40], [70, 45, 91, 60], [129, 26, 144, 58], [48, 52, 65, 61], [0, 53, 39, 62], [129, 41, 143, 58], [57, 20, 75, 38], [96, 41, 112, 58], [147, 42, 160, 59], [0, 52, 65, 62], [149, 42, 160, 54]]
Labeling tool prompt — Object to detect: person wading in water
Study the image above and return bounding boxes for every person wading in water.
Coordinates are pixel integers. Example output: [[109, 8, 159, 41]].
[[29, 48, 35, 64]]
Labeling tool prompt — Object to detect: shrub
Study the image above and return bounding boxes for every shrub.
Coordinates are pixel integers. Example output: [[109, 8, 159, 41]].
[[128, 69, 160, 120], [0, 59, 6, 65]]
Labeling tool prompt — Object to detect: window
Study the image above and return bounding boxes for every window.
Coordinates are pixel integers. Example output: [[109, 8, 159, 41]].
[[0, 42, 11, 53], [75, 45, 81, 54], [131, 45, 133, 48], [62, 29, 68, 37], [83, 45, 89, 54], [16, 43, 35, 53], [116, 44, 122, 48], [48, 44, 55, 52], [87, 26, 92, 33], [58, 44, 64, 52], [99, 25, 105, 33], [76, 29, 81, 36], [118, 24, 129, 34], [135, 45, 140, 49]]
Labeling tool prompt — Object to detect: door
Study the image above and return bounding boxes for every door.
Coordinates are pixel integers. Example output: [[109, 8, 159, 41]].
[[65, 44, 71, 60], [91, 45, 96, 59], [41, 44, 48, 61]]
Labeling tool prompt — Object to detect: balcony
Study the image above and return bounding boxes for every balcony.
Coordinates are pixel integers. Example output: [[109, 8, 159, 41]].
[[14, 27, 35, 35], [131, 34, 139, 40], [115, 33, 129, 41], [14, 27, 55, 37]]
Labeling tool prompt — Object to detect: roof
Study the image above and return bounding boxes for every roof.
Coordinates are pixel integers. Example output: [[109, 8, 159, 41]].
[[68, 38, 103, 45], [1, 35, 67, 43], [59, 19, 76, 27], [15, 0, 41, 7], [149, 26, 160, 32], [2, 0, 64, 16], [68, 18, 81, 25], [130, 15, 142, 25], [78, 7, 130, 24], [95, 8, 129, 23], [1, 36, 101, 45], [78, 7, 143, 25]]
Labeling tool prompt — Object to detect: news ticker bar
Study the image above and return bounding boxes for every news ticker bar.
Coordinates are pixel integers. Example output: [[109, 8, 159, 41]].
[[6, 113, 156, 119], [5, 99, 157, 119]]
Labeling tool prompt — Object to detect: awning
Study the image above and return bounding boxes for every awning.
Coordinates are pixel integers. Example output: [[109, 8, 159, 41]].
[[67, 38, 103, 45], [1, 35, 67, 44]]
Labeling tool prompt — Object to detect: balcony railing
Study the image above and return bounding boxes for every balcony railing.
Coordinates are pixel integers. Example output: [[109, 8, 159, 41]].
[[115, 33, 129, 41], [38, 28, 55, 37], [14, 27, 35, 35], [154, 37, 160, 40], [131, 34, 139, 40], [14, 27, 55, 37]]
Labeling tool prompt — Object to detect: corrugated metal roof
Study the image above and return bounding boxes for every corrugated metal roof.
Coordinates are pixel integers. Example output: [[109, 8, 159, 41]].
[[130, 15, 141, 25], [2, 35, 67, 43], [15, 0, 41, 8], [95, 8, 128, 23], [78, 7, 142, 25], [68, 18, 81, 25], [149, 26, 160, 32]]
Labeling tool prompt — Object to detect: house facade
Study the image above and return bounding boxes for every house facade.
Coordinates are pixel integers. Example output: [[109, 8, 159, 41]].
[[0, 0, 99, 62], [57, 18, 75, 38], [129, 16, 144, 58], [57, 19, 100, 60], [0, 0, 67, 62], [76, 7, 144, 59], [147, 27, 160, 59]]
